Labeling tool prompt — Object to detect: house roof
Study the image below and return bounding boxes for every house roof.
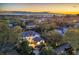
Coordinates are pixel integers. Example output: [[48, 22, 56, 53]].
[[21, 31, 40, 37], [54, 43, 71, 54], [54, 27, 68, 36], [20, 19, 29, 22], [27, 22, 34, 26], [33, 37, 43, 42]]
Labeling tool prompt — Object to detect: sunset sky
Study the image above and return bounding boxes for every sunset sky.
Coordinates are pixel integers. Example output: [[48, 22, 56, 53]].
[[1, 3, 79, 14]]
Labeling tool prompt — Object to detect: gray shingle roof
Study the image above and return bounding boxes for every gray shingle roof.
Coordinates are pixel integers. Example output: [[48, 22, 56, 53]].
[[54, 43, 71, 54], [21, 31, 40, 37]]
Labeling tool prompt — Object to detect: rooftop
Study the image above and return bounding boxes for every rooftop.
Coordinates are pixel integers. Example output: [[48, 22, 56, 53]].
[[21, 31, 40, 37], [54, 43, 71, 54], [33, 37, 43, 42]]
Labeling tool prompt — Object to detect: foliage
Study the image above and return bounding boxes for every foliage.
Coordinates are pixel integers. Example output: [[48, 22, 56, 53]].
[[0, 21, 9, 48], [16, 41, 33, 55], [40, 46, 54, 55], [12, 26, 22, 33], [63, 28, 79, 53], [41, 31, 63, 47], [0, 20, 19, 54]]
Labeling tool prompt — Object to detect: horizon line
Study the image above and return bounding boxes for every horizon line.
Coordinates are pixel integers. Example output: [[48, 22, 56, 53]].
[[0, 11, 79, 15]]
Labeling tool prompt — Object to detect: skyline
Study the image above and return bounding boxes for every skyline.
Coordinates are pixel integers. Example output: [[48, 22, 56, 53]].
[[1, 3, 79, 14]]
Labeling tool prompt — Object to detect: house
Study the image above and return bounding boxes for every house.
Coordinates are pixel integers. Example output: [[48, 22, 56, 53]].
[[8, 22, 18, 28], [8, 20, 18, 28], [74, 23, 79, 28], [33, 37, 45, 45], [21, 31, 45, 48], [54, 26, 68, 36], [26, 22, 36, 29], [54, 43, 72, 55], [21, 31, 40, 39], [8, 23, 14, 28], [20, 18, 29, 22], [38, 18, 46, 23]]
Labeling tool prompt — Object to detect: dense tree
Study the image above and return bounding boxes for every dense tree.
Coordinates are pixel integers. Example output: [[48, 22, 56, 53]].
[[16, 41, 33, 55], [8, 29, 19, 44], [40, 46, 54, 55], [0, 20, 9, 49], [36, 20, 57, 34], [63, 28, 79, 54], [41, 31, 63, 48], [12, 26, 22, 33], [0, 20, 20, 54]]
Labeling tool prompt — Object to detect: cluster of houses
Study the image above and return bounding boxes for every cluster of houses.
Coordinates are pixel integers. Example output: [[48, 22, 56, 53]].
[[20, 30, 73, 55], [1, 13, 79, 55], [7, 18, 74, 55], [7, 15, 79, 55]]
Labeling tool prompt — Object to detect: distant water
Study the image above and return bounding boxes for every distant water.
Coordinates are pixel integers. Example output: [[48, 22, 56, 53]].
[[0, 12, 53, 16]]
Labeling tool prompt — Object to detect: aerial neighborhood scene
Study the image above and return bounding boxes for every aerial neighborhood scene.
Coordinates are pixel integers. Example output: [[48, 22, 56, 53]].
[[0, 3, 79, 55]]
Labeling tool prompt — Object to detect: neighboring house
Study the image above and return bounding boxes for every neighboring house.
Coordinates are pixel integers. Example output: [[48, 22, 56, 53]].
[[21, 31, 45, 48], [26, 23, 36, 29], [38, 18, 46, 23], [8, 20, 18, 28], [20, 18, 29, 22], [74, 23, 79, 28], [54, 43, 72, 55], [8, 23, 14, 28], [54, 26, 68, 36]]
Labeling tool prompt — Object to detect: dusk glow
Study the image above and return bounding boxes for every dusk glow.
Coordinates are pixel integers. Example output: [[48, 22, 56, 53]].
[[1, 3, 79, 14]]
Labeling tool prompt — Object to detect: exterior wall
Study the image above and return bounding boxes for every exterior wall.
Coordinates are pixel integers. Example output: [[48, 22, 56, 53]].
[[21, 34, 45, 48]]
